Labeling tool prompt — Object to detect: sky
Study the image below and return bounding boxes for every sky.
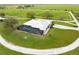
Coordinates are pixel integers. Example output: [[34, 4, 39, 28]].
[[0, 0, 79, 4]]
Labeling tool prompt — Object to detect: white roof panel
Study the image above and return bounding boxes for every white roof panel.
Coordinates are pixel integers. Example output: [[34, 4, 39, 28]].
[[23, 19, 52, 30]]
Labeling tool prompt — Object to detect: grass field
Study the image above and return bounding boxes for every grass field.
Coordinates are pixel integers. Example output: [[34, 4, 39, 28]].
[[0, 9, 71, 20], [0, 4, 79, 54]]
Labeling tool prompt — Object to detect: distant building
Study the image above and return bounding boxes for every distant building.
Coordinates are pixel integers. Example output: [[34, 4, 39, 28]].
[[17, 19, 53, 35]]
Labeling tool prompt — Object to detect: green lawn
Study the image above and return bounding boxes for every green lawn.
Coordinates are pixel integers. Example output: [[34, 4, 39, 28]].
[[53, 21, 77, 27], [0, 22, 79, 49]]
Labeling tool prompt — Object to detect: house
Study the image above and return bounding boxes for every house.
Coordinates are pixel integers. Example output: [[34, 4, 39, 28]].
[[17, 19, 53, 35]]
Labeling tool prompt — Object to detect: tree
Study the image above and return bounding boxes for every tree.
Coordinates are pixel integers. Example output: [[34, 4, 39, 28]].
[[17, 6, 24, 9], [24, 5, 31, 8], [26, 11, 35, 19], [4, 17, 18, 32], [42, 11, 53, 19], [64, 9, 68, 11], [0, 13, 5, 17]]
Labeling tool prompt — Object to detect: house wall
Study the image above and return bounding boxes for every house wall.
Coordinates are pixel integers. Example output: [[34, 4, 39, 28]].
[[43, 23, 52, 35]]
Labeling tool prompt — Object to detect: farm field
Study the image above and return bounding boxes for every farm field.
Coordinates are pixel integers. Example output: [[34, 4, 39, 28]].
[[0, 4, 79, 55]]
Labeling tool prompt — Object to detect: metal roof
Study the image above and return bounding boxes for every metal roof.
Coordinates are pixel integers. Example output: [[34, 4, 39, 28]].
[[23, 19, 52, 30]]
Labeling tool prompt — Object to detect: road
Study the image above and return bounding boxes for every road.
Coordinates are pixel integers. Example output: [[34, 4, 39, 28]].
[[69, 11, 79, 28]]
